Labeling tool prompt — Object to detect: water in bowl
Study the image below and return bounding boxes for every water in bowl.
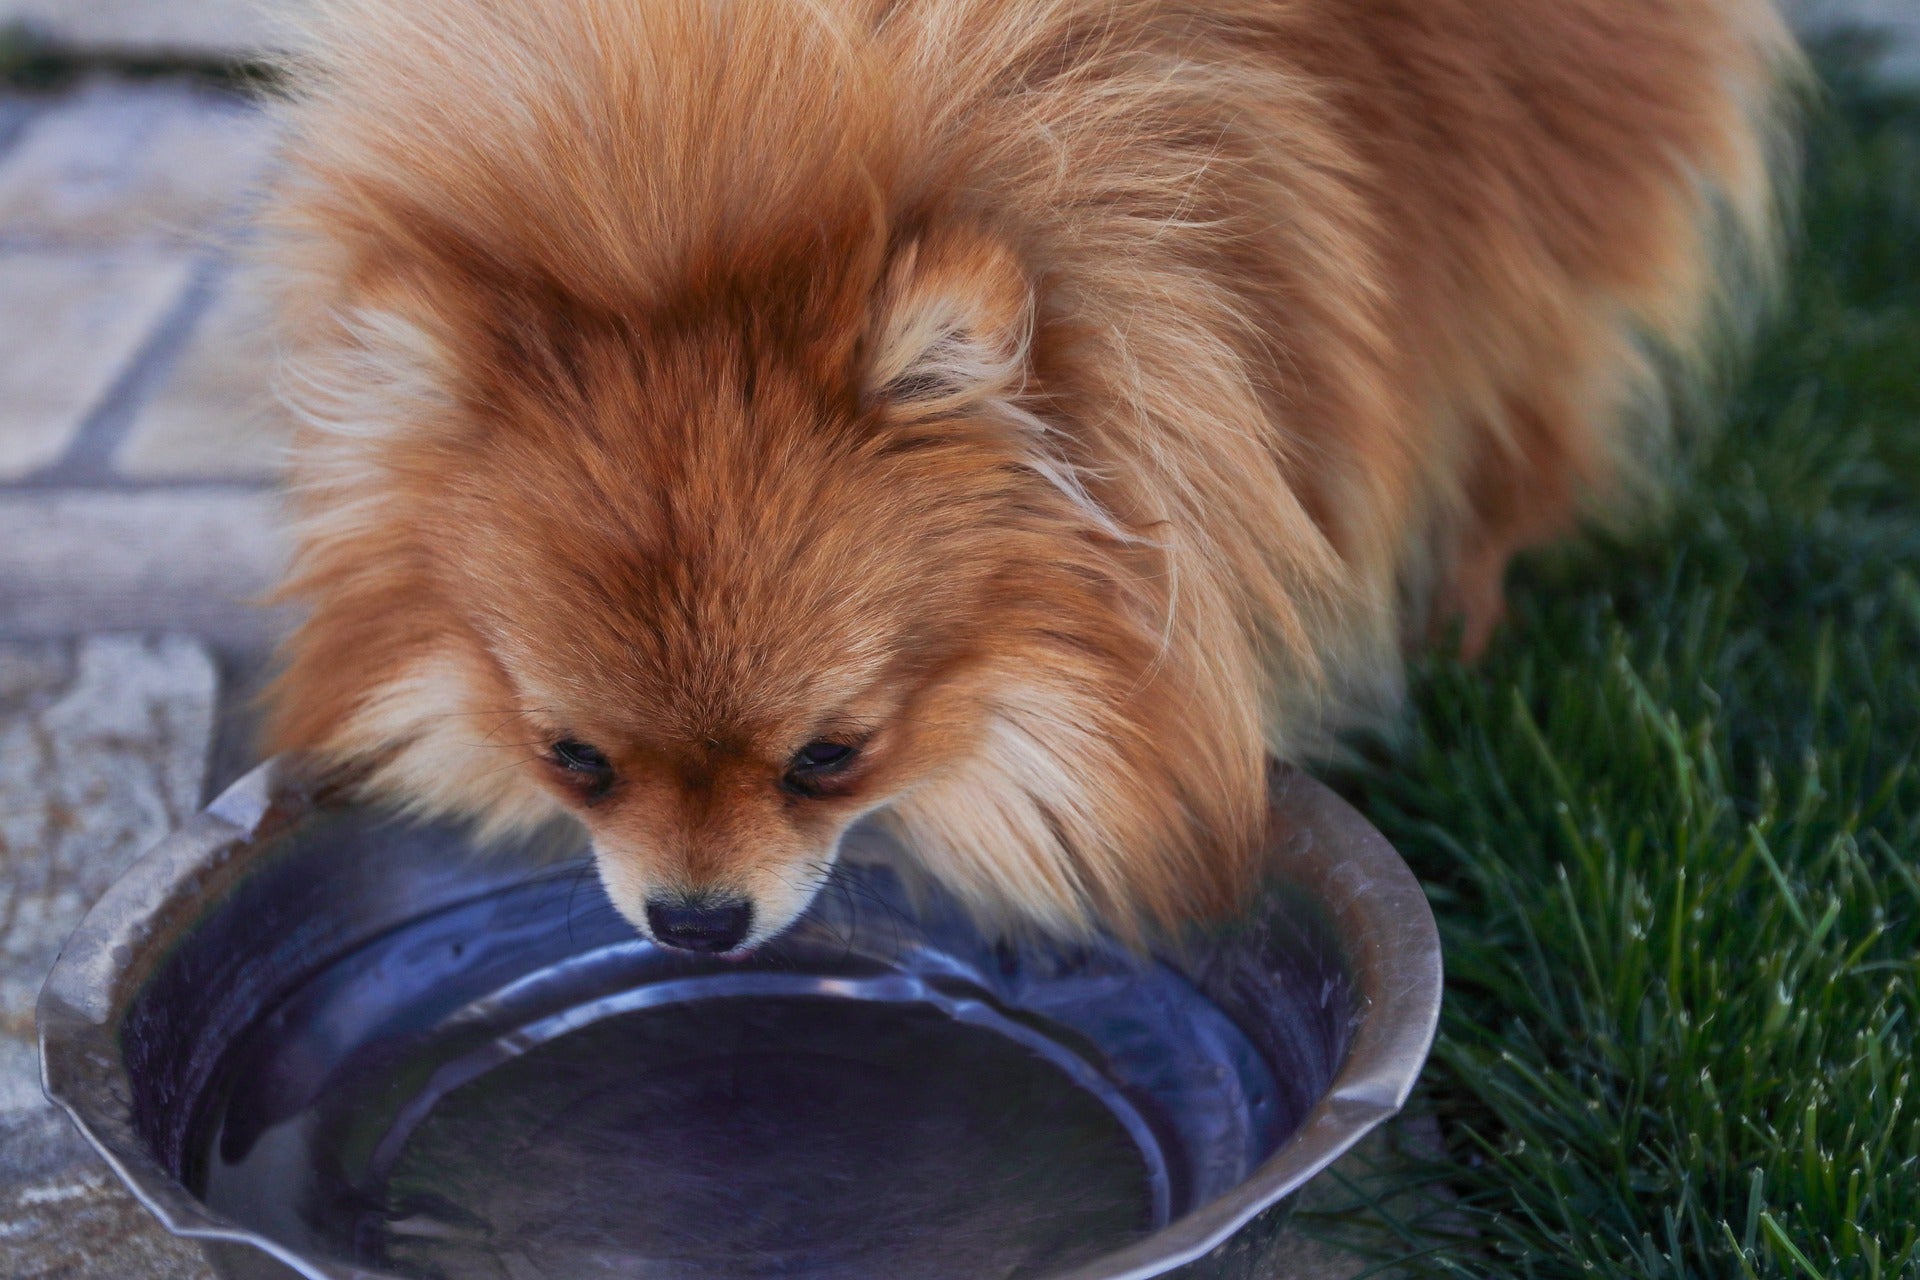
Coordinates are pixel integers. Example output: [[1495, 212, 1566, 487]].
[[179, 857, 1283, 1280], [198, 991, 1156, 1279]]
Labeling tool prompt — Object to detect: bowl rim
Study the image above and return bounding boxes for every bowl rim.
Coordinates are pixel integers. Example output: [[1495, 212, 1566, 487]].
[[37, 757, 1441, 1280]]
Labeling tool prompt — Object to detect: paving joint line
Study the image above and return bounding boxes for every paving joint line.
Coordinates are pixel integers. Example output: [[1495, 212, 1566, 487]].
[[0, 97, 43, 160], [28, 251, 226, 486], [0, 476, 272, 495]]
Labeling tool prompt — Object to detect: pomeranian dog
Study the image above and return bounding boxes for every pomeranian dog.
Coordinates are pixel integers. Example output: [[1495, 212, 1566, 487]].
[[261, 0, 1797, 953]]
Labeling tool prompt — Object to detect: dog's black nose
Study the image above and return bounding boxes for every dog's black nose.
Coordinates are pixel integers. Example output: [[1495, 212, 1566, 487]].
[[645, 898, 752, 953]]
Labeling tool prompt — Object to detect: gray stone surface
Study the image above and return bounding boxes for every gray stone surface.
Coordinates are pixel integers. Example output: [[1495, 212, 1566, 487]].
[[0, 252, 195, 479], [117, 268, 295, 479], [0, 78, 278, 250], [0, 489, 291, 645], [0, 0, 303, 61], [0, 75, 291, 499], [0, 635, 219, 1280]]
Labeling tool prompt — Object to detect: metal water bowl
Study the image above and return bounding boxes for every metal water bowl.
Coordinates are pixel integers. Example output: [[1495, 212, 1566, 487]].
[[38, 759, 1439, 1280]]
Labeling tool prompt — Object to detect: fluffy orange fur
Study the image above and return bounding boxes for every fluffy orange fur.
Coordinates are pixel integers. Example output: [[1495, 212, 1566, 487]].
[[261, 0, 1799, 946]]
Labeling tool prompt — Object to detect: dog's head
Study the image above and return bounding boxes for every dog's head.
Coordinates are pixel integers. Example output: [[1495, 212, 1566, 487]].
[[262, 0, 1292, 950], [267, 218, 1261, 950]]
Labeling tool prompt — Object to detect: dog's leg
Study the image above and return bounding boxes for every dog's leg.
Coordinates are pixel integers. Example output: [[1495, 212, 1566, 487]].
[[1439, 396, 1588, 659]]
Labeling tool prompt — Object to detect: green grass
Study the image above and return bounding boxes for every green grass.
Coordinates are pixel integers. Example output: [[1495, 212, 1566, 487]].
[[1322, 54, 1920, 1280]]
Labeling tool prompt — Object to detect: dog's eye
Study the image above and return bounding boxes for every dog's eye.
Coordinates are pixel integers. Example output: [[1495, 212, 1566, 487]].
[[796, 741, 857, 769], [782, 740, 859, 796], [551, 738, 612, 778]]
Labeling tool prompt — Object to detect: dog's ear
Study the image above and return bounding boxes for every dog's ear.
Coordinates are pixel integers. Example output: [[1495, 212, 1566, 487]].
[[866, 228, 1033, 419]]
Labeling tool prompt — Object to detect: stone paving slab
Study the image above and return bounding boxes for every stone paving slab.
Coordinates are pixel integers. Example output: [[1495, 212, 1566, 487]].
[[0, 635, 219, 1280], [0, 489, 290, 645], [0, 251, 195, 479], [0, 77, 278, 250], [0, 636, 213, 1047], [118, 269, 294, 480], [0, 78, 285, 486], [0, 0, 302, 61]]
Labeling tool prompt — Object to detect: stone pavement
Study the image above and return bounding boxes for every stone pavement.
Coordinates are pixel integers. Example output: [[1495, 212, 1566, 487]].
[[0, 74, 291, 650], [0, 0, 299, 62], [0, 637, 219, 1280], [0, 64, 298, 1280]]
